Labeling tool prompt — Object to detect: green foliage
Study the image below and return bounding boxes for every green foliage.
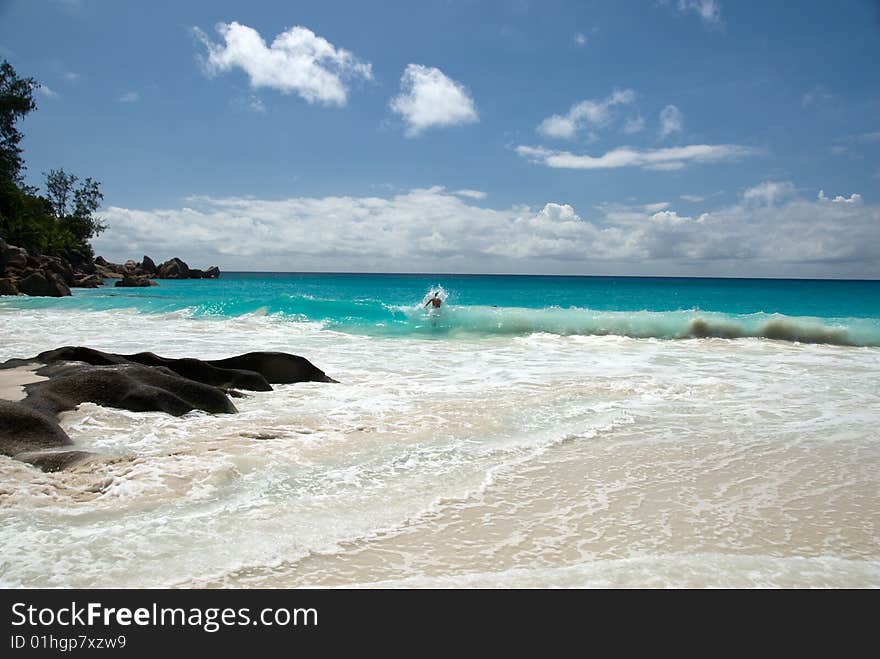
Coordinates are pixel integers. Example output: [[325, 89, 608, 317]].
[[0, 62, 105, 265], [0, 60, 38, 185]]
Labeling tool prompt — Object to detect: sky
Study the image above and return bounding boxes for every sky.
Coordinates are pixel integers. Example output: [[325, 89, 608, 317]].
[[1, 0, 879, 277]]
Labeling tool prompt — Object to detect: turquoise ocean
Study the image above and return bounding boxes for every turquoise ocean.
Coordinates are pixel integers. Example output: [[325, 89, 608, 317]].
[[5, 272, 880, 344], [1, 274, 878, 588]]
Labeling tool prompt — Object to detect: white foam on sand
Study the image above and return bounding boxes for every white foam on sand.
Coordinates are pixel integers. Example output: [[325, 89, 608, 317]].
[[0, 308, 878, 588]]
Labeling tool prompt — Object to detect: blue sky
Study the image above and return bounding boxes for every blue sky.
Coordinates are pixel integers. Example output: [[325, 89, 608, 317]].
[[1, 0, 879, 276]]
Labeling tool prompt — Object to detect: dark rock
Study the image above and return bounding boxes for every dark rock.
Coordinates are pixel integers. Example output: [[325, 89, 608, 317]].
[[188, 269, 204, 279], [2, 347, 335, 471], [141, 255, 157, 275], [5, 245, 28, 270], [36, 346, 129, 366], [36, 346, 273, 391], [48, 271, 71, 296], [15, 450, 100, 472], [73, 275, 103, 288], [124, 259, 137, 272], [204, 266, 220, 279], [158, 257, 190, 279], [24, 362, 239, 418], [208, 351, 338, 384], [17, 270, 71, 297], [0, 278, 18, 296], [17, 271, 50, 296], [38, 255, 74, 285], [0, 237, 7, 272], [97, 267, 123, 279], [95, 256, 125, 274], [115, 274, 154, 288], [0, 400, 72, 457]]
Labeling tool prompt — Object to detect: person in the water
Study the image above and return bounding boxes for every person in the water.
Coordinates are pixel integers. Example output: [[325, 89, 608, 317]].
[[425, 292, 442, 309]]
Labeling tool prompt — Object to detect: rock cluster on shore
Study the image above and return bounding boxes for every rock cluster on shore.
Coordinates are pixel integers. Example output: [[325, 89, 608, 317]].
[[0, 238, 76, 297], [0, 238, 220, 296], [98, 255, 220, 287], [0, 346, 337, 472]]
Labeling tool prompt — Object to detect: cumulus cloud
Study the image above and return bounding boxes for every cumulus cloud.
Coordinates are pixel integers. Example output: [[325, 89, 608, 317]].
[[742, 181, 796, 205], [93, 185, 880, 278], [194, 21, 372, 106], [537, 89, 635, 140], [389, 64, 478, 136], [516, 143, 759, 171], [659, 105, 683, 139], [818, 190, 863, 204]]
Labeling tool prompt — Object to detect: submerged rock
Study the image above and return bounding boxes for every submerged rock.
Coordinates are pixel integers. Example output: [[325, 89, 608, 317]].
[[14, 450, 101, 472]]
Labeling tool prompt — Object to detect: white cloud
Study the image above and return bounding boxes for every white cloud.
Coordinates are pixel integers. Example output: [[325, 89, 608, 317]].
[[659, 104, 683, 139], [818, 190, 863, 204], [574, 33, 588, 46], [643, 202, 671, 212], [37, 85, 58, 99], [93, 184, 880, 278], [516, 143, 759, 171], [194, 21, 372, 107], [389, 64, 479, 136], [623, 115, 646, 134], [671, 0, 722, 24], [743, 181, 796, 205], [680, 194, 706, 202], [537, 89, 635, 140], [119, 91, 140, 103], [248, 95, 266, 113], [454, 189, 487, 199]]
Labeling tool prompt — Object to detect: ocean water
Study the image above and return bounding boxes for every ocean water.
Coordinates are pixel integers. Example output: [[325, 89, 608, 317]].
[[0, 273, 878, 588]]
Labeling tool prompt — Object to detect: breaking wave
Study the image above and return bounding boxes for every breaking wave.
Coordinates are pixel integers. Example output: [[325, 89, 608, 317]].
[[2, 286, 879, 346], [378, 305, 879, 346]]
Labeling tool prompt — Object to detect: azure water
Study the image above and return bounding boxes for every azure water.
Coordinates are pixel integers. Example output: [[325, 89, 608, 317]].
[[4, 273, 880, 345]]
